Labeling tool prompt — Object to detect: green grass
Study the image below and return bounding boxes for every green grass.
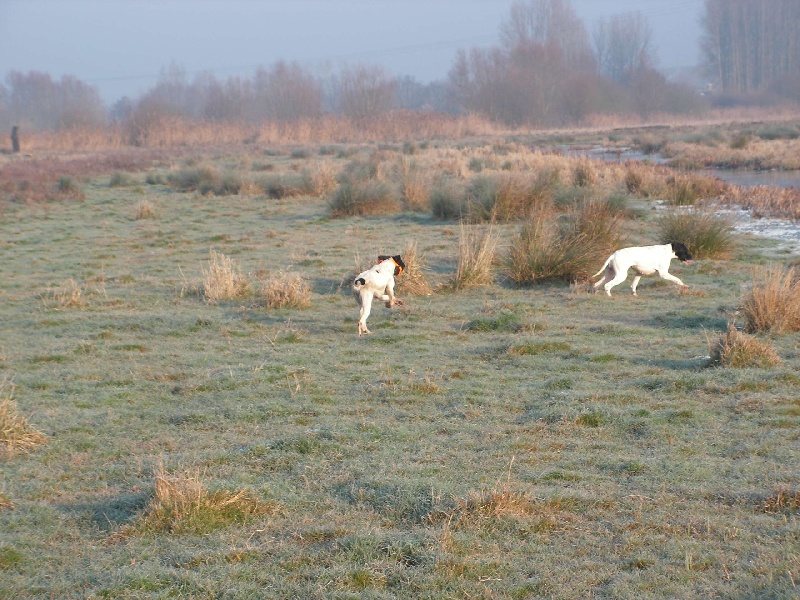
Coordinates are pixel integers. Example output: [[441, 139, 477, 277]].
[[1, 140, 799, 598]]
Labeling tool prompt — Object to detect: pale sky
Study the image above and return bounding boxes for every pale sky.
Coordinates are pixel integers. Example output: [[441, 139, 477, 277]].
[[0, 0, 703, 105]]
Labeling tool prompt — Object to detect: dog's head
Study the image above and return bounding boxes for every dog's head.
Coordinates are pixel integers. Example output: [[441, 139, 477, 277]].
[[378, 254, 405, 276], [670, 242, 693, 263]]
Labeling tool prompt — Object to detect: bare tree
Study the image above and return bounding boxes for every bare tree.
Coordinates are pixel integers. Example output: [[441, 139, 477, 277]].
[[255, 61, 323, 122], [701, 0, 800, 93], [335, 64, 396, 119], [5, 70, 105, 130], [593, 12, 654, 84], [500, 0, 595, 71]]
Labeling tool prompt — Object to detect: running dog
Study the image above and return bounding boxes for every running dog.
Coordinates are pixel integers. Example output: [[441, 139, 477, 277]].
[[353, 255, 405, 336], [592, 242, 693, 297]]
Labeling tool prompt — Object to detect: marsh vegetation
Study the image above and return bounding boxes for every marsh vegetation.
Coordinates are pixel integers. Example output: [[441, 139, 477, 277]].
[[1, 121, 799, 598]]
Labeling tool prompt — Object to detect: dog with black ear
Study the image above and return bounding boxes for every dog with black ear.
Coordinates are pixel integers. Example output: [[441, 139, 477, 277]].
[[353, 255, 405, 336]]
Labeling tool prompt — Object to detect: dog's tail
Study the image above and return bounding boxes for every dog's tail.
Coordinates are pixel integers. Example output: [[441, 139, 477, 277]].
[[592, 255, 613, 279]]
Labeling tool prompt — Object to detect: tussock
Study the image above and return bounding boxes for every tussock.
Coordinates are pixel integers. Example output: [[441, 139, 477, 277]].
[[741, 265, 800, 333], [450, 223, 498, 290], [201, 250, 251, 303], [0, 377, 47, 457], [114, 464, 278, 538], [395, 241, 432, 296], [708, 324, 780, 368], [657, 209, 734, 259], [134, 200, 156, 220], [262, 270, 312, 309]]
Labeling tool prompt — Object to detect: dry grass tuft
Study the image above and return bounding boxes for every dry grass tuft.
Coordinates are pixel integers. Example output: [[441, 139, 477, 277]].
[[741, 266, 800, 334], [201, 250, 252, 304], [708, 323, 780, 368], [450, 223, 498, 290], [506, 200, 623, 285], [262, 270, 312, 309], [50, 278, 86, 309], [448, 486, 537, 529], [0, 376, 47, 457], [134, 200, 156, 220], [395, 241, 432, 296], [762, 488, 800, 514], [115, 464, 278, 538], [397, 157, 430, 211]]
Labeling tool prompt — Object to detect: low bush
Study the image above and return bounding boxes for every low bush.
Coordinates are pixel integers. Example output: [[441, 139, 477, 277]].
[[741, 265, 800, 334]]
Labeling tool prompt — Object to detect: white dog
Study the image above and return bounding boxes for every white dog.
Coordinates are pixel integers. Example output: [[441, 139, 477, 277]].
[[592, 242, 693, 297], [353, 255, 405, 336]]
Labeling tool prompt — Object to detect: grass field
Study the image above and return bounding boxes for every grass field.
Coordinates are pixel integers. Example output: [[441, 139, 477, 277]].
[[1, 137, 799, 598]]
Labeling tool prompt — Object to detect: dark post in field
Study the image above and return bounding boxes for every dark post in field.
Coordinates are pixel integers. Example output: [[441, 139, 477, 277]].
[[11, 126, 20, 153]]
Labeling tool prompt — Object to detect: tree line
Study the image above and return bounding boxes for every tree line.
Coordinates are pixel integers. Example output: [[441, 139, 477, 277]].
[[1, 0, 798, 138], [701, 0, 800, 99]]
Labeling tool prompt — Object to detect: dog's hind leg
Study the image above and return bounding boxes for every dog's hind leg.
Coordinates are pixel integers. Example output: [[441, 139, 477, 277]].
[[357, 295, 373, 336], [603, 268, 628, 297]]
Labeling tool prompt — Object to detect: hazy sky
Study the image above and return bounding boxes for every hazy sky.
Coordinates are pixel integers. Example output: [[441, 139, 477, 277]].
[[0, 0, 703, 105]]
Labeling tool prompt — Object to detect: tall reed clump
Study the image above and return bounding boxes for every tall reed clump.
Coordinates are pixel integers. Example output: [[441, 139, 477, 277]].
[[741, 265, 800, 333], [396, 157, 431, 212], [119, 464, 277, 536], [656, 209, 734, 259], [708, 323, 780, 368], [395, 241, 432, 296], [450, 223, 498, 290], [663, 172, 727, 206], [506, 200, 624, 285], [261, 271, 312, 309], [201, 250, 251, 303], [0, 376, 47, 456]]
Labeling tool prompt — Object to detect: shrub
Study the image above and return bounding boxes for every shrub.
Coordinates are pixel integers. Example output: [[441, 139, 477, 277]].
[[201, 250, 251, 303], [0, 376, 47, 456], [741, 266, 800, 334], [708, 323, 780, 368], [262, 271, 312, 309], [656, 209, 734, 259], [450, 223, 498, 290]]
